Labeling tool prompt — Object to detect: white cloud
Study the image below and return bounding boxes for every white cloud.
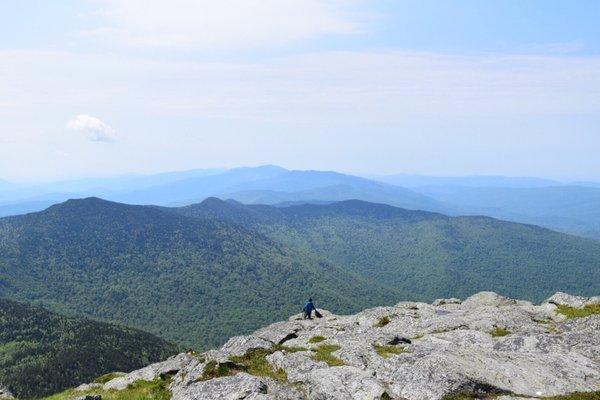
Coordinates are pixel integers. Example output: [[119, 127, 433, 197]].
[[66, 114, 116, 142], [87, 0, 362, 49]]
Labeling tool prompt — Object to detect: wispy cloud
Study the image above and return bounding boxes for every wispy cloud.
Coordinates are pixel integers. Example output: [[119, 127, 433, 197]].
[[66, 114, 116, 142], [87, 0, 362, 49], [3, 49, 600, 123]]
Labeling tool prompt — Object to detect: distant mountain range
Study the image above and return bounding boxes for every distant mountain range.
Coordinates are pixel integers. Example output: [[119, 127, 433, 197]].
[[373, 173, 562, 189], [0, 298, 178, 399], [1, 166, 600, 240], [1, 197, 599, 353], [424, 185, 600, 240]]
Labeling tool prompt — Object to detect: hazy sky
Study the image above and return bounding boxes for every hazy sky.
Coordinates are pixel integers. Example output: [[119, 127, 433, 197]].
[[1, 1, 600, 182]]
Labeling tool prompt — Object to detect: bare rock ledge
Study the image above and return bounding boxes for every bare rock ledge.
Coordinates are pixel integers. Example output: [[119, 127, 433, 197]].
[[86, 291, 600, 399]]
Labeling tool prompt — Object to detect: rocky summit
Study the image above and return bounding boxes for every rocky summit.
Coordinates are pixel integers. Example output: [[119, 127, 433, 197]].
[[72, 292, 600, 400]]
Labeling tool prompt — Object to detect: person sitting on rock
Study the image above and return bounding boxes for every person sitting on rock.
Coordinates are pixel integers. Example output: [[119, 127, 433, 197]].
[[303, 298, 316, 319]]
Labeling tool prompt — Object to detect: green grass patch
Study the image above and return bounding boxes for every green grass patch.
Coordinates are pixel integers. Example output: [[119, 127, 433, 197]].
[[44, 375, 172, 400], [199, 360, 241, 381], [308, 336, 326, 343], [310, 344, 345, 366], [373, 344, 407, 359], [441, 393, 479, 400], [273, 344, 308, 353], [92, 372, 125, 384], [374, 316, 391, 327], [198, 344, 307, 382], [556, 304, 600, 319], [489, 326, 511, 337], [380, 392, 392, 400], [230, 348, 287, 382]]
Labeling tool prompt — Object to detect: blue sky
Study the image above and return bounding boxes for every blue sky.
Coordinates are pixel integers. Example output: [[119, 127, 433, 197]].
[[1, 1, 599, 182]]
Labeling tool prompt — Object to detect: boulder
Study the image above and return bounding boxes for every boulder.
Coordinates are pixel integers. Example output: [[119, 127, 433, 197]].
[[75, 383, 102, 392], [304, 366, 386, 400], [253, 321, 302, 345], [171, 373, 268, 400], [219, 335, 273, 357], [104, 353, 196, 390], [545, 292, 591, 308], [433, 297, 461, 306], [266, 351, 327, 382], [463, 291, 516, 307]]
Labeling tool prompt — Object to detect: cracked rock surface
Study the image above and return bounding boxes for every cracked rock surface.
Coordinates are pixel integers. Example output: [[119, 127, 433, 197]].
[[94, 292, 600, 399]]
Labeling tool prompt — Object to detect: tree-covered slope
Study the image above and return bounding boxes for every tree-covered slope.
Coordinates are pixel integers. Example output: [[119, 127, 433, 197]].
[[0, 198, 398, 350], [175, 198, 600, 302], [0, 298, 178, 399]]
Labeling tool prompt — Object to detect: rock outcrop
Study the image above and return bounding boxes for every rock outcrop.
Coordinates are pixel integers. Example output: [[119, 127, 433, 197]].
[[85, 292, 600, 399], [0, 384, 14, 399]]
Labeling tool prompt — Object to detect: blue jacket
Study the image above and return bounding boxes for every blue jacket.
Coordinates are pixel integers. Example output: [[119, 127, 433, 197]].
[[304, 301, 315, 312]]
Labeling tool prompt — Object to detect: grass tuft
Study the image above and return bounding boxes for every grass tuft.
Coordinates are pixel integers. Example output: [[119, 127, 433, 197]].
[[92, 372, 124, 384], [230, 348, 287, 382], [441, 393, 478, 400], [199, 360, 240, 381], [374, 316, 391, 327], [373, 344, 407, 359], [308, 336, 326, 343], [489, 326, 511, 337], [44, 375, 173, 400], [198, 344, 306, 382], [274, 344, 308, 353], [310, 344, 345, 366], [556, 304, 600, 319]]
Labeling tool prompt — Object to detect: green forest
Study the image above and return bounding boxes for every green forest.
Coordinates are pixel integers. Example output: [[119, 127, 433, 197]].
[[176, 198, 600, 301], [0, 198, 396, 350], [0, 298, 178, 399]]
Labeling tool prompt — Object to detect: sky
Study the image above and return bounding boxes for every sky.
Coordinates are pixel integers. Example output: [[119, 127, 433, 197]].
[[1, 1, 600, 183]]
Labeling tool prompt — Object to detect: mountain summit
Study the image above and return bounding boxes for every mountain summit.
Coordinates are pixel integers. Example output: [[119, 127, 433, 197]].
[[51, 291, 600, 400]]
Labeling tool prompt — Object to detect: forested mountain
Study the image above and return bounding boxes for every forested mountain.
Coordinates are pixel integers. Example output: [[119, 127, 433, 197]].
[[0, 298, 178, 399], [175, 198, 600, 302], [0, 198, 397, 350], [2, 197, 600, 354]]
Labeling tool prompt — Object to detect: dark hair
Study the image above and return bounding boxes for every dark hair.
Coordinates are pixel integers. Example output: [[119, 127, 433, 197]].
[[309, 298, 313, 302]]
